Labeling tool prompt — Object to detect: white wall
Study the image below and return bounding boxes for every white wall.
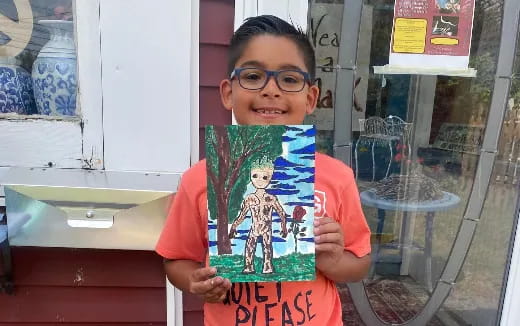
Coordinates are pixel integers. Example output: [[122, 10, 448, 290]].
[[234, 0, 308, 31], [99, 0, 192, 173]]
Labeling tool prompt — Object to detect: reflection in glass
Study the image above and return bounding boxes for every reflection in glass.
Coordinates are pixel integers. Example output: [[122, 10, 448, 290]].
[[305, 1, 341, 155], [429, 78, 520, 325]]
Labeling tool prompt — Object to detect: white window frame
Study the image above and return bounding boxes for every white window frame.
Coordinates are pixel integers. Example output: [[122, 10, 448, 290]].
[[0, 1, 103, 170], [1, 0, 198, 200]]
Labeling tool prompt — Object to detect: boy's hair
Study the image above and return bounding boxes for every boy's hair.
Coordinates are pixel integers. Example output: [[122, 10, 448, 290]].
[[228, 15, 316, 81]]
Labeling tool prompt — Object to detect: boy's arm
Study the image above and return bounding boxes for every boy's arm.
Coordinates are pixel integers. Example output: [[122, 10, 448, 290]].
[[164, 259, 231, 303], [313, 167, 371, 282], [314, 217, 371, 283]]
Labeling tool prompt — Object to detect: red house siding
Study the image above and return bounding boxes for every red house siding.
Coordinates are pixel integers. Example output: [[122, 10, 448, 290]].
[[0, 247, 166, 324], [0, 1, 234, 325], [199, 0, 234, 159], [187, 0, 235, 324]]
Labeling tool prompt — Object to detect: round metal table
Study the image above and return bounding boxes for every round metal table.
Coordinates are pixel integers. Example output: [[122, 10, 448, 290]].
[[360, 189, 460, 292]]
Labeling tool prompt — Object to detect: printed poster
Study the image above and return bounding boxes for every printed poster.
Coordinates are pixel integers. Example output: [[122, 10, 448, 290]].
[[206, 125, 316, 282], [389, 0, 476, 70]]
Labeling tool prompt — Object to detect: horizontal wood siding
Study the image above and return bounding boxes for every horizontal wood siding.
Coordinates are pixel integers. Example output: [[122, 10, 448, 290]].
[[187, 0, 235, 324], [0, 324, 164, 326], [199, 0, 234, 159], [0, 247, 166, 324]]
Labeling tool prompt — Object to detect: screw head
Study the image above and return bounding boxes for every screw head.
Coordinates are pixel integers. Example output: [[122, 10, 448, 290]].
[[86, 210, 95, 218]]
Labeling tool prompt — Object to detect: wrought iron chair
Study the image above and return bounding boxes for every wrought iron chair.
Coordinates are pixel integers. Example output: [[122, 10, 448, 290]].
[[386, 115, 413, 158], [355, 116, 412, 181]]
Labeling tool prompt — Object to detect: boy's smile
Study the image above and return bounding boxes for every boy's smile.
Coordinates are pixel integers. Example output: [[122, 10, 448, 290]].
[[220, 35, 319, 125]]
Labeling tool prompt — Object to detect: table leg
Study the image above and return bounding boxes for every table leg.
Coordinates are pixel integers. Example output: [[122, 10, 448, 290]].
[[425, 211, 435, 293], [371, 141, 376, 182], [399, 211, 413, 275], [369, 209, 386, 278], [376, 208, 386, 235]]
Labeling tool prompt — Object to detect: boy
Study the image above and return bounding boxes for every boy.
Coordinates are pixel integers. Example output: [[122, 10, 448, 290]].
[[156, 15, 371, 325]]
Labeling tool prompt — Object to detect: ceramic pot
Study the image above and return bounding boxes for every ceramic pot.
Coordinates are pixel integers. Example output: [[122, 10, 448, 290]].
[[32, 20, 77, 116], [0, 57, 36, 114]]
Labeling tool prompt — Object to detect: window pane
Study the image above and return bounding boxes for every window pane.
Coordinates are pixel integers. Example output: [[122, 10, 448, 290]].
[[0, 0, 77, 116], [305, 0, 342, 155]]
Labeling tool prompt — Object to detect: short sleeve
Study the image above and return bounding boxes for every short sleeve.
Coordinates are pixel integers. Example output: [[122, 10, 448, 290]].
[[155, 176, 207, 263], [338, 175, 371, 258]]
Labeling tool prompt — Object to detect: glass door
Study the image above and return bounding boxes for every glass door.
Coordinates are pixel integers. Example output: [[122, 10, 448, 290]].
[[307, 0, 520, 325]]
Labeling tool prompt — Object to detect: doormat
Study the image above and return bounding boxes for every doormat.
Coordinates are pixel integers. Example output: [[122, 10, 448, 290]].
[[338, 279, 444, 325]]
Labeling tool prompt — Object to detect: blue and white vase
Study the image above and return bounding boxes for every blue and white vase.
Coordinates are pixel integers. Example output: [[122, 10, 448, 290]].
[[32, 20, 77, 116], [0, 57, 36, 114]]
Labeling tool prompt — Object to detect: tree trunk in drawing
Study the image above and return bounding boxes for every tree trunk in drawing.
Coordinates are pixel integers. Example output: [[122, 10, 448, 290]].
[[212, 126, 233, 255], [216, 189, 232, 254]]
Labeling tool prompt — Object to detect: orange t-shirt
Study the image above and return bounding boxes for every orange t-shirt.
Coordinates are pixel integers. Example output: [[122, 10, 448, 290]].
[[156, 152, 371, 326]]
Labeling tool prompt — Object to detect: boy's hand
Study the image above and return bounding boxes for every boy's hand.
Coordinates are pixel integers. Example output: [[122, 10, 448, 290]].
[[189, 267, 231, 303], [314, 217, 344, 272]]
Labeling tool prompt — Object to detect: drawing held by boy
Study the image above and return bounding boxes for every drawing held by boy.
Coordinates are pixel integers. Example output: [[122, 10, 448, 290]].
[[156, 15, 371, 325]]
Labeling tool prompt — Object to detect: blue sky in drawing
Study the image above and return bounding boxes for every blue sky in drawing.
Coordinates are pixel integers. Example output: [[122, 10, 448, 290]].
[[209, 125, 315, 258]]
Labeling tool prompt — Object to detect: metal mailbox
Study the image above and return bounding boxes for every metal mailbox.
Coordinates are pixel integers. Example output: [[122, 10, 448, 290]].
[[2, 167, 180, 250]]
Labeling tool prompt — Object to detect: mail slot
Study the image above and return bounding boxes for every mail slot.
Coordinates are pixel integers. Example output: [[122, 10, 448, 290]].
[[2, 167, 180, 250]]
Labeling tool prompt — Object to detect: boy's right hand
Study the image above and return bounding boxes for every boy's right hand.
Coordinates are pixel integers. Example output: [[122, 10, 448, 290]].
[[189, 267, 231, 303]]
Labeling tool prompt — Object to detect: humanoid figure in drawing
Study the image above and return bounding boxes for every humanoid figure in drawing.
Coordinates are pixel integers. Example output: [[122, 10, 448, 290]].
[[229, 163, 288, 274]]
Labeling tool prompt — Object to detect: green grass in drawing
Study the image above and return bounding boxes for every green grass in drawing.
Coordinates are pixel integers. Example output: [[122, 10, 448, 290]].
[[210, 253, 315, 282]]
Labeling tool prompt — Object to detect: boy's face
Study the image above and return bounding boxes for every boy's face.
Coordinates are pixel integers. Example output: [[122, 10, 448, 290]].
[[220, 35, 319, 125]]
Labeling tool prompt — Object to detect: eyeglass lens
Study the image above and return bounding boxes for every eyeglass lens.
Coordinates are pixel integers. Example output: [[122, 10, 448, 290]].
[[238, 68, 306, 92]]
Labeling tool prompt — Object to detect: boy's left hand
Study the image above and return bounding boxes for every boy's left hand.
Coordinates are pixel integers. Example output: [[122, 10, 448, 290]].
[[314, 217, 344, 271]]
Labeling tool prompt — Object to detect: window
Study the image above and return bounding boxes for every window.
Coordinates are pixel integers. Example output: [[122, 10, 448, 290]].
[[0, 0, 102, 170], [0, 0, 78, 117]]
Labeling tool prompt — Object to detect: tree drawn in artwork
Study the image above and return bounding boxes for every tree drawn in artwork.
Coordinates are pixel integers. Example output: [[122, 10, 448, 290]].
[[206, 125, 285, 254]]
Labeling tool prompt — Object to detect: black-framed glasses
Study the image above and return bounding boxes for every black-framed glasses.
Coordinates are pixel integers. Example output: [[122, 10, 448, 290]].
[[230, 67, 311, 92]]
